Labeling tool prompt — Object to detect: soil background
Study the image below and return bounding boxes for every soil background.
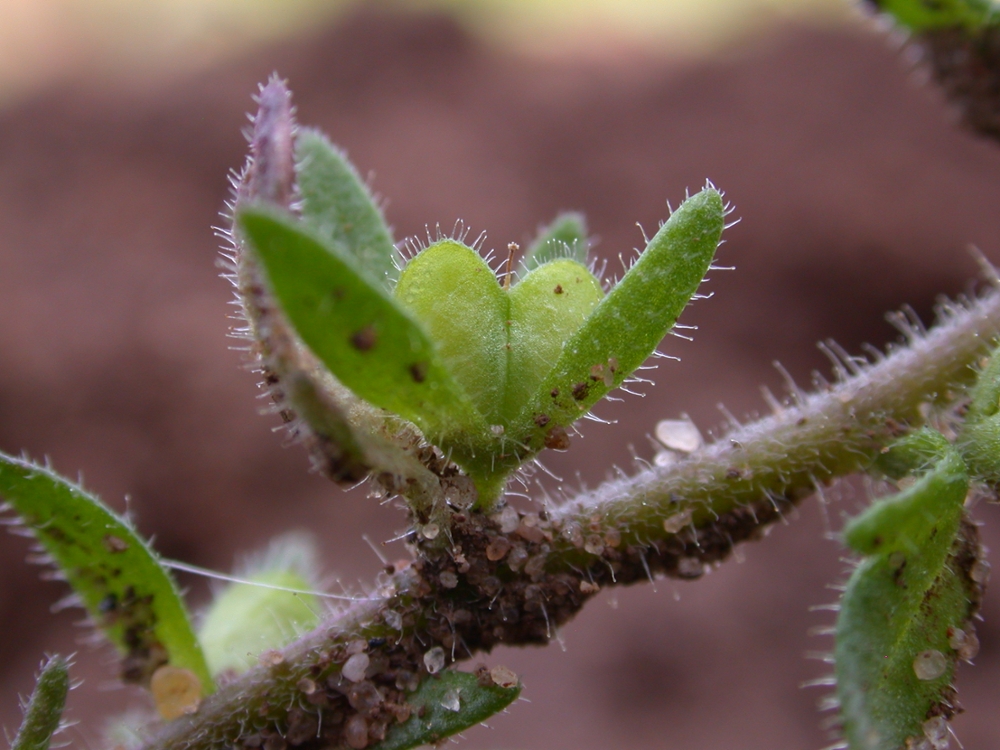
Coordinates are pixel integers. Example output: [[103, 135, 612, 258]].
[[2, 7, 1000, 749]]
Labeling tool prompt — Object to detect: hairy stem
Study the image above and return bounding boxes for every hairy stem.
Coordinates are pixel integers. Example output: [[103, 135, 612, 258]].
[[139, 286, 1000, 750]]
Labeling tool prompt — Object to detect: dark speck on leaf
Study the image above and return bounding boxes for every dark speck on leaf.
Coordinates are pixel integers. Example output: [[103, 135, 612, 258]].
[[410, 362, 428, 383], [350, 325, 377, 351]]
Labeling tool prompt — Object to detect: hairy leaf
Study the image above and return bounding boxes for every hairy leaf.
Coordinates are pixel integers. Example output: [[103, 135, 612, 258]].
[[509, 187, 724, 455], [238, 208, 490, 451], [374, 670, 521, 750], [0, 453, 212, 691], [11, 656, 69, 750], [505, 258, 604, 420], [394, 239, 508, 424], [295, 129, 399, 287], [394, 241, 604, 426], [519, 212, 589, 272], [836, 447, 975, 750], [959, 343, 1000, 483], [873, 427, 951, 481]]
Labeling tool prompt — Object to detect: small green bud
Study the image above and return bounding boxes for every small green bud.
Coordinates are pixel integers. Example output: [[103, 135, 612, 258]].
[[198, 533, 322, 676]]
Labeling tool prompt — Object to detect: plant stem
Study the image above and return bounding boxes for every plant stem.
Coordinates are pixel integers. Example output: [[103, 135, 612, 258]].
[[139, 287, 1000, 750]]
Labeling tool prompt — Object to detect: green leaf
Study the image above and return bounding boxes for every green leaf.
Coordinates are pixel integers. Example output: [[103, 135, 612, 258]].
[[519, 212, 589, 273], [504, 258, 604, 421], [0, 453, 213, 692], [393, 239, 508, 424], [295, 129, 400, 287], [958, 344, 1000, 484], [835, 447, 976, 750], [866, 0, 998, 31], [964, 343, 1000, 422], [11, 656, 69, 750], [873, 427, 951, 482], [374, 670, 521, 750], [238, 208, 490, 451], [199, 534, 321, 676], [509, 187, 725, 455]]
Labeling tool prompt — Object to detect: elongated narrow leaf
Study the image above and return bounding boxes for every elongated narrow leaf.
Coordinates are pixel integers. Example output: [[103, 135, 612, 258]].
[[520, 212, 589, 273], [510, 187, 724, 454], [374, 670, 521, 750], [865, 0, 997, 31], [238, 208, 489, 448], [835, 448, 978, 750], [11, 656, 69, 750], [295, 129, 399, 286], [0, 453, 213, 692]]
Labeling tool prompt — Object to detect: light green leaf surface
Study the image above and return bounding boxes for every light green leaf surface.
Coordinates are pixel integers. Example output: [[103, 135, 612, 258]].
[[11, 656, 69, 750], [394, 239, 508, 424], [836, 447, 974, 750], [505, 258, 604, 420], [0, 453, 212, 691], [295, 129, 399, 287], [374, 670, 521, 750]]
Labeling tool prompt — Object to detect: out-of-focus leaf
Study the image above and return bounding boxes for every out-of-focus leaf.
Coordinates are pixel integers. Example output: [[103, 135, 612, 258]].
[[836, 447, 977, 750], [11, 656, 69, 750], [374, 670, 521, 750], [0, 453, 212, 691]]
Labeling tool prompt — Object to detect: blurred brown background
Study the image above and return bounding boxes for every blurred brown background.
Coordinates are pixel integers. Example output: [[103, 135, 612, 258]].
[[2, 2, 1000, 748]]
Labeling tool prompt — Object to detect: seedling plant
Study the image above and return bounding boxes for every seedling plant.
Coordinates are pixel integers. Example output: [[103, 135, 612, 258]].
[[5, 1, 1000, 749]]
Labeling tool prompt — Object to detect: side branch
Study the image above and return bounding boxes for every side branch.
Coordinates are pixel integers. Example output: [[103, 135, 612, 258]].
[[546, 291, 1000, 577]]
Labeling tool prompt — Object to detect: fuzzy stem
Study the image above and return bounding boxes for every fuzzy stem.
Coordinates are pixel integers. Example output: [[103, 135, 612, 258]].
[[139, 289, 1000, 750], [547, 291, 1000, 568]]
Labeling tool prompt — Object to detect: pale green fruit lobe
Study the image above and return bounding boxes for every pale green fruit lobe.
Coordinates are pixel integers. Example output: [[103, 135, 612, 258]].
[[393, 243, 604, 426], [393, 240, 508, 424], [505, 259, 604, 420]]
